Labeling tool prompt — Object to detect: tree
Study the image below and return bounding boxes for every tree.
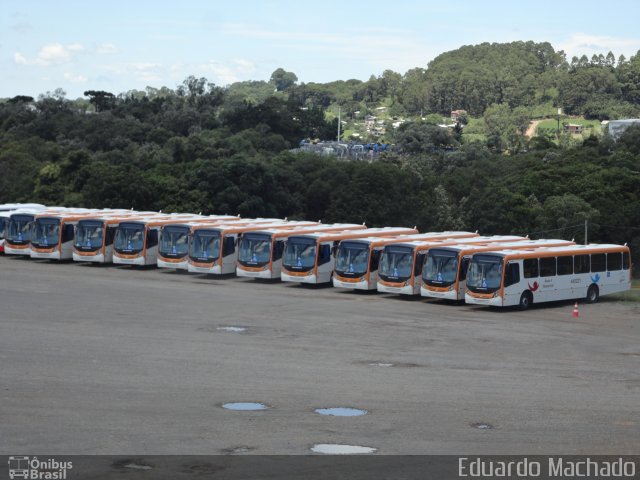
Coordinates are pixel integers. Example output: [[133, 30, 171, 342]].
[[270, 68, 298, 92], [83, 90, 116, 112]]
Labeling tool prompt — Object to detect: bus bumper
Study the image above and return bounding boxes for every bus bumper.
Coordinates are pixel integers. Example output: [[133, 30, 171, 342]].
[[187, 263, 218, 274], [236, 267, 273, 279], [333, 278, 371, 290], [281, 272, 318, 283], [30, 250, 60, 260], [421, 286, 457, 300], [377, 283, 415, 295], [157, 259, 188, 270], [464, 293, 502, 306], [4, 246, 31, 256], [73, 252, 105, 263], [113, 256, 145, 266]]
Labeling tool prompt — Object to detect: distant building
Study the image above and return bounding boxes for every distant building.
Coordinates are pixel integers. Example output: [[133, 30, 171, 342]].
[[606, 119, 640, 140], [564, 123, 583, 134], [451, 109, 467, 121]]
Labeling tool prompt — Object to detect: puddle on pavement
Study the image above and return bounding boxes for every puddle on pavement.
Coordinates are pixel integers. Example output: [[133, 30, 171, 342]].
[[222, 402, 269, 411], [217, 326, 247, 333], [471, 422, 494, 430], [315, 407, 367, 417], [311, 444, 377, 454], [369, 362, 394, 367]]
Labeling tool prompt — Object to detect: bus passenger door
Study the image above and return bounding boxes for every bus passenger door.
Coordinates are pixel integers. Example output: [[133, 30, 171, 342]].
[[503, 262, 521, 306]]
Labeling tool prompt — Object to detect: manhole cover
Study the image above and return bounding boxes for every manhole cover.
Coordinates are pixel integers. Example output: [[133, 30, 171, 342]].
[[217, 326, 247, 333], [222, 402, 269, 411], [311, 444, 376, 454], [315, 407, 367, 417]]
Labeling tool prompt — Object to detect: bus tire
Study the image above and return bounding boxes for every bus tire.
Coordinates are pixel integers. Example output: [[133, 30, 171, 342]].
[[586, 284, 599, 303], [518, 291, 533, 310]]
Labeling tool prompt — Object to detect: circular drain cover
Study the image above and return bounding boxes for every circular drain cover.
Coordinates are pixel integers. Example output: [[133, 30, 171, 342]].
[[472, 422, 494, 430], [311, 444, 376, 454], [217, 326, 247, 333], [222, 402, 268, 411], [315, 407, 367, 417]]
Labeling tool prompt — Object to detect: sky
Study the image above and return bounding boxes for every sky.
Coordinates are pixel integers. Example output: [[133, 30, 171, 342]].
[[2, 0, 640, 99]]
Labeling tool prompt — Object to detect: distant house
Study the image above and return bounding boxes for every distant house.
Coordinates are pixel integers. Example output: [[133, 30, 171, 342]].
[[451, 109, 467, 121], [564, 123, 583, 134], [364, 115, 376, 131]]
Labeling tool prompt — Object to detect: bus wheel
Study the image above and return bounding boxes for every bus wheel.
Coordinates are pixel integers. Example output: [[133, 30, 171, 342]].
[[518, 291, 533, 310], [586, 285, 599, 303]]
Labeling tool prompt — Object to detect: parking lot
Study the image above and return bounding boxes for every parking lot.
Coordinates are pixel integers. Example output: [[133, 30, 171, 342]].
[[1, 255, 639, 455]]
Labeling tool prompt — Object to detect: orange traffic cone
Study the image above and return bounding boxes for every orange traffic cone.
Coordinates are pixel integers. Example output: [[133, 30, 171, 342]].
[[572, 302, 580, 318]]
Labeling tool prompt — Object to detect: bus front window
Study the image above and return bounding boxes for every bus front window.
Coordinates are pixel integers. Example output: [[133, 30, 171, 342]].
[[283, 237, 317, 272], [7, 215, 34, 244], [466, 254, 503, 293], [238, 233, 272, 267], [334, 242, 369, 277], [75, 221, 105, 251], [114, 223, 145, 253], [31, 218, 60, 248], [189, 230, 220, 262], [159, 226, 190, 258], [379, 246, 414, 282], [424, 249, 459, 287]]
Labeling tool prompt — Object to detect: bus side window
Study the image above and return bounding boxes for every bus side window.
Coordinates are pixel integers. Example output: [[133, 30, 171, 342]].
[[459, 257, 470, 281], [62, 224, 74, 242], [318, 244, 331, 266], [574, 254, 590, 274], [607, 252, 622, 271], [523, 258, 539, 278], [414, 253, 425, 276], [539, 257, 556, 277], [273, 240, 284, 260], [370, 250, 381, 271], [147, 229, 158, 248], [623, 252, 630, 270], [591, 253, 606, 272], [557, 255, 573, 275], [223, 236, 235, 256], [331, 241, 339, 257], [504, 262, 520, 287]]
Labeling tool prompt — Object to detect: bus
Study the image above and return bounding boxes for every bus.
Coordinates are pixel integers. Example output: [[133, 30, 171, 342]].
[[332, 231, 481, 291], [281, 227, 420, 284], [421, 239, 576, 301], [0, 211, 13, 253], [113, 215, 208, 266], [156, 216, 254, 270], [73, 212, 164, 263], [0, 203, 46, 212], [236, 224, 364, 279], [4, 207, 71, 256], [30, 210, 131, 260], [465, 244, 632, 309], [187, 221, 318, 275], [377, 235, 527, 296]]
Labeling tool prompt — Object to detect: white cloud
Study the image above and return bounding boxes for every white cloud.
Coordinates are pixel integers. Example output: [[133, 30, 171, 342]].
[[97, 43, 118, 54], [199, 61, 238, 85], [64, 72, 88, 83], [559, 33, 640, 59], [13, 42, 85, 66]]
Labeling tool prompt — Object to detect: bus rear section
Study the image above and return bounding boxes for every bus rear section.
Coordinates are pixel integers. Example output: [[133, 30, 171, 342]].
[[421, 238, 575, 301], [465, 244, 632, 309], [156, 216, 243, 270], [332, 231, 479, 291], [282, 227, 418, 285], [236, 224, 363, 279], [187, 221, 314, 275]]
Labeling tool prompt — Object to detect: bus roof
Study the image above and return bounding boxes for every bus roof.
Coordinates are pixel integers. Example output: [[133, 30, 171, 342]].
[[123, 216, 209, 227], [427, 239, 575, 255], [245, 223, 364, 238], [288, 227, 418, 242], [476, 243, 630, 259], [191, 221, 316, 234]]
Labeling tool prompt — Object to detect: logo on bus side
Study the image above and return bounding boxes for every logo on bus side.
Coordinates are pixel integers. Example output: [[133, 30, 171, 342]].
[[528, 281, 539, 292]]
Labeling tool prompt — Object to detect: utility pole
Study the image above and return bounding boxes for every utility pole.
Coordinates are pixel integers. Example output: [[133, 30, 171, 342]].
[[337, 107, 341, 142], [584, 220, 588, 245]]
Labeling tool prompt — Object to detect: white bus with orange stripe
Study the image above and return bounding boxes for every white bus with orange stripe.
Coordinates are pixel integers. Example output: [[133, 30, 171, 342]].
[[4, 207, 71, 256], [377, 235, 527, 296], [465, 244, 632, 309], [187, 221, 318, 275], [236, 224, 363, 279], [72, 212, 162, 263], [332, 231, 481, 291], [113, 215, 207, 266], [281, 227, 419, 284], [420, 239, 576, 301], [155, 216, 247, 270]]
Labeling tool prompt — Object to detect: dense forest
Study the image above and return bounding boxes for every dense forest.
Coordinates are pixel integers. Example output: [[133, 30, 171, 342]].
[[1, 41, 639, 273]]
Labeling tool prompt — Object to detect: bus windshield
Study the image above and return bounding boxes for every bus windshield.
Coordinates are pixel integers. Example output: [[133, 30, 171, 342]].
[[189, 230, 220, 262], [7, 214, 35, 244], [74, 220, 104, 251], [334, 241, 370, 277], [379, 246, 414, 282], [31, 218, 61, 247], [159, 225, 190, 258], [238, 233, 272, 267], [466, 254, 503, 293], [423, 249, 459, 287], [283, 237, 317, 272], [114, 223, 145, 253]]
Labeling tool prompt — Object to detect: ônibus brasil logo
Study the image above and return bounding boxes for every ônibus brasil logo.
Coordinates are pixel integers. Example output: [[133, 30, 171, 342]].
[[7, 456, 72, 479]]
